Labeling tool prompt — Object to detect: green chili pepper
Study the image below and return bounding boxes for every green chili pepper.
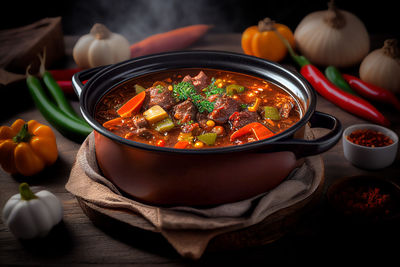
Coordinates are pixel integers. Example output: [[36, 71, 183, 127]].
[[324, 66, 357, 95], [26, 74, 92, 142], [226, 84, 245, 96], [264, 106, 281, 120], [42, 70, 88, 123]]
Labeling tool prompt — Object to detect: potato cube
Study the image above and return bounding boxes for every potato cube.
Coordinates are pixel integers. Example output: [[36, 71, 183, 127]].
[[143, 105, 168, 124]]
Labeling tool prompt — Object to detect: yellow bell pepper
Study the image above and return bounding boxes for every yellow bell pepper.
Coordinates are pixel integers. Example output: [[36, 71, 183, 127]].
[[248, 97, 261, 112], [0, 119, 58, 176]]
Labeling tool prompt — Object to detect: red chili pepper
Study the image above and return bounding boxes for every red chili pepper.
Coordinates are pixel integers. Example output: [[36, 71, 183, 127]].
[[301, 65, 390, 126], [56, 80, 74, 94], [342, 74, 400, 111], [273, 30, 390, 126], [49, 68, 81, 81], [55, 80, 87, 95]]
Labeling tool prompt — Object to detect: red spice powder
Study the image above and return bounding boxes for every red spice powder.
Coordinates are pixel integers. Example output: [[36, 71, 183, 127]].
[[347, 129, 393, 147]]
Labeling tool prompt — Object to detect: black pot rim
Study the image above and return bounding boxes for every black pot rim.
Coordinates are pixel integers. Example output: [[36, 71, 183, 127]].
[[77, 50, 317, 155]]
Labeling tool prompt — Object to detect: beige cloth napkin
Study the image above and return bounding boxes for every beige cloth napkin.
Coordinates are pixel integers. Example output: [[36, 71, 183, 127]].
[[66, 132, 321, 259]]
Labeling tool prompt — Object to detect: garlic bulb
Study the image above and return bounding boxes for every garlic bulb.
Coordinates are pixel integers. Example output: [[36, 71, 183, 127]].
[[73, 24, 130, 69], [360, 39, 400, 93], [294, 0, 369, 67]]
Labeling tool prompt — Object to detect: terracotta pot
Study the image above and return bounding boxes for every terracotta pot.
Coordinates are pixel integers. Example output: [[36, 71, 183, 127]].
[[72, 51, 342, 206]]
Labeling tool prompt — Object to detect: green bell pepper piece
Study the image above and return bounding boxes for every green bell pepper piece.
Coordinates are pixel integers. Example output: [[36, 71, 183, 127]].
[[264, 106, 281, 121], [226, 84, 245, 96], [197, 132, 217, 145]]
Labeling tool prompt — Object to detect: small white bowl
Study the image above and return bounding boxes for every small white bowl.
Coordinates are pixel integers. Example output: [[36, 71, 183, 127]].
[[342, 124, 399, 170]]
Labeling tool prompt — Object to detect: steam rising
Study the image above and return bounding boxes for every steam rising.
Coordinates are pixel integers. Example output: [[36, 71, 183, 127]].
[[68, 0, 237, 42]]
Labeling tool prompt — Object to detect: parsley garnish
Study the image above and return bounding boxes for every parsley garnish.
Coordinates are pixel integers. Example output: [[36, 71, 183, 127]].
[[156, 84, 164, 93], [173, 82, 214, 113], [240, 104, 248, 109], [204, 77, 225, 97]]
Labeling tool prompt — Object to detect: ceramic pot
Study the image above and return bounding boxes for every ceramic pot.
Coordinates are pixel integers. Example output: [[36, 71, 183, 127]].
[[72, 51, 342, 206]]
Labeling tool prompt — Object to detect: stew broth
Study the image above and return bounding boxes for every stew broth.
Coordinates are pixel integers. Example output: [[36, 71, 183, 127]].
[[95, 68, 301, 148]]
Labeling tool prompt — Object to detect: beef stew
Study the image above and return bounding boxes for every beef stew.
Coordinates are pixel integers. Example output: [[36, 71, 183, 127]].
[[95, 68, 301, 148]]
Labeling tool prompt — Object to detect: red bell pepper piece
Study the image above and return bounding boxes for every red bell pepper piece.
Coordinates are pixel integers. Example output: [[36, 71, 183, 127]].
[[174, 140, 191, 149], [342, 74, 400, 111], [230, 122, 274, 142]]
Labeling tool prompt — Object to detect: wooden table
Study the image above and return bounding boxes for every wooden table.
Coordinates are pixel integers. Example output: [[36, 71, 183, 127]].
[[1, 34, 399, 265]]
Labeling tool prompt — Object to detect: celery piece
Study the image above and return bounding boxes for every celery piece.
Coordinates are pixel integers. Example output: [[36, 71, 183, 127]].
[[154, 118, 175, 132], [264, 106, 281, 121], [143, 105, 168, 124], [226, 84, 245, 96], [134, 84, 146, 94], [197, 132, 217, 145]]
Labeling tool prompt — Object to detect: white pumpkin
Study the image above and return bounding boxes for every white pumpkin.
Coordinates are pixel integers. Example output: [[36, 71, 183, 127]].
[[2, 183, 63, 239], [73, 23, 131, 69]]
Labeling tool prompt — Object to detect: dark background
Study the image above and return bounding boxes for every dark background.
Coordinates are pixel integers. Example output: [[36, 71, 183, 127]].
[[2, 0, 399, 43]]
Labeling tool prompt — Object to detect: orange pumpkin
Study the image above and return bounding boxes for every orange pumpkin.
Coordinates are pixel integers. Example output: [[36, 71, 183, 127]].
[[241, 18, 295, 62]]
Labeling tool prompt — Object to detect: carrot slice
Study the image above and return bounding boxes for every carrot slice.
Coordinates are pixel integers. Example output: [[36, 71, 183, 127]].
[[102, 117, 123, 129], [174, 140, 191, 149], [117, 91, 146, 117]]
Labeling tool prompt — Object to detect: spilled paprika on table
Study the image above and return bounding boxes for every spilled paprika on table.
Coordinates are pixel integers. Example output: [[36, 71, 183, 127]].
[[334, 185, 391, 218]]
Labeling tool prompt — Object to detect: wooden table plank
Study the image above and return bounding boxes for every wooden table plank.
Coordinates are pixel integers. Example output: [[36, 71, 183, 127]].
[[1, 33, 400, 265]]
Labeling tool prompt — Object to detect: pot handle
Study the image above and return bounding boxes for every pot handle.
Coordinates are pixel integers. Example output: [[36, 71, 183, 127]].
[[72, 66, 105, 98], [261, 111, 342, 158]]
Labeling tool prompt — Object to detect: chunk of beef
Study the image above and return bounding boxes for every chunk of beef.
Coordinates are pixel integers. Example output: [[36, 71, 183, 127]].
[[229, 110, 259, 130], [129, 115, 152, 139], [181, 122, 200, 135], [182, 71, 209, 91], [271, 93, 295, 119], [196, 112, 209, 129], [172, 99, 197, 123], [143, 85, 176, 111], [135, 128, 153, 139], [132, 115, 148, 128], [208, 95, 240, 124], [279, 99, 295, 119], [122, 116, 153, 140], [207, 94, 220, 102]]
